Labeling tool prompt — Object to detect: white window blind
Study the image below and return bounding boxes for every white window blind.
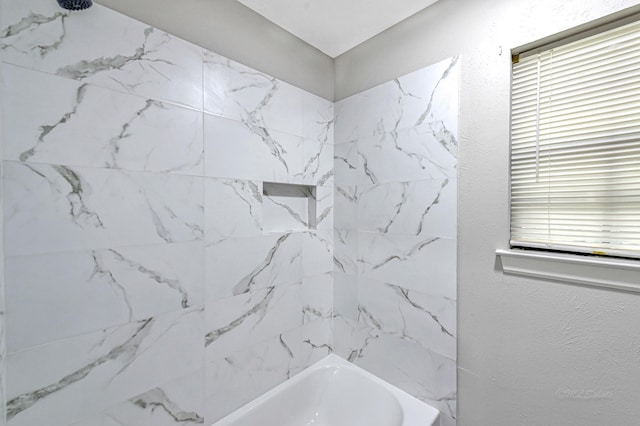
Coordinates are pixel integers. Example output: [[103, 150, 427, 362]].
[[510, 18, 640, 259]]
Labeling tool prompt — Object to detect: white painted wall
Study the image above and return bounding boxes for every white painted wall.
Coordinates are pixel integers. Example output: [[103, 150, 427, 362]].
[[336, 0, 640, 424], [95, 0, 334, 100]]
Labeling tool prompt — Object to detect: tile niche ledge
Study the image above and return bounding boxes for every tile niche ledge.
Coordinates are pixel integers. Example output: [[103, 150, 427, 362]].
[[496, 249, 640, 293]]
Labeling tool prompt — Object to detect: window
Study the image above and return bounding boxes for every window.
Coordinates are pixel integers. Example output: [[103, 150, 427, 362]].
[[510, 17, 640, 260]]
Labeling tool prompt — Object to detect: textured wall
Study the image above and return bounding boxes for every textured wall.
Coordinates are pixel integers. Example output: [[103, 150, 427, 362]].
[[0, 1, 333, 425], [332, 57, 459, 426]]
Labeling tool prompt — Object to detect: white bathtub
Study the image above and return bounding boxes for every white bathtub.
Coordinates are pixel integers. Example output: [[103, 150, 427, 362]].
[[213, 354, 440, 426]]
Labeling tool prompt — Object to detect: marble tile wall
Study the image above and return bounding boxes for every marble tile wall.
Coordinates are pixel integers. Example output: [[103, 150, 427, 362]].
[[333, 57, 459, 426], [0, 1, 457, 425], [0, 1, 333, 425]]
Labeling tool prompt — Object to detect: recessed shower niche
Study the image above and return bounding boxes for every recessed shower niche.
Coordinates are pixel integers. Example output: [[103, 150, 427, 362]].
[[262, 182, 317, 233]]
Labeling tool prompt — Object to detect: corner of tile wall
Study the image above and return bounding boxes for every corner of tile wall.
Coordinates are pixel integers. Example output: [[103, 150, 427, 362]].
[[331, 56, 459, 426], [1, 1, 457, 424]]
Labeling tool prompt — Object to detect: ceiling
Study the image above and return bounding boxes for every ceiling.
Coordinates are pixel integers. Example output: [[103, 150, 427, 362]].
[[235, 0, 441, 58]]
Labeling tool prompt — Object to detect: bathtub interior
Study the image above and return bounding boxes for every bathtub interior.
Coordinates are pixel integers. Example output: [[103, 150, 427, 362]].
[[214, 354, 440, 426]]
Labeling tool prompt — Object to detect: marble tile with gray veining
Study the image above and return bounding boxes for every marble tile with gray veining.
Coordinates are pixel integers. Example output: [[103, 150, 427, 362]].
[[333, 229, 359, 276], [1, 64, 203, 176], [6, 307, 204, 426], [3, 162, 204, 256], [70, 371, 204, 426], [301, 273, 333, 324], [302, 90, 334, 145], [357, 56, 459, 139], [331, 314, 373, 362], [205, 283, 302, 357], [5, 241, 204, 352], [204, 178, 262, 242], [352, 334, 457, 426], [334, 185, 359, 230], [204, 113, 304, 183], [297, 319, 333, 373], [334, 95, 360, 144], [300, 91, 335, 185], [358, 232, 456, 299], [315, 185, 334, 232], [357, 126, 457, 184], [334, 142, 364, 186], [299, 136, 334, 186], [358, 178, 456, 238], [302, 230, 334, 278], [357, 277, 456, 360], [204, 329, 301, 423], [0, 1, 203, 109], [205, 233, 303, 301], [203, 51, 303, 137]]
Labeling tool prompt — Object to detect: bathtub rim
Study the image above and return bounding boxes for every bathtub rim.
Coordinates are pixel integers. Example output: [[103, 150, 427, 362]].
[[212, 353, 440, 426]]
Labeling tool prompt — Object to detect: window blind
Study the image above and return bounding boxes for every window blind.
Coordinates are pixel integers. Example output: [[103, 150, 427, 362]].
[[510, 18, 640, 259]]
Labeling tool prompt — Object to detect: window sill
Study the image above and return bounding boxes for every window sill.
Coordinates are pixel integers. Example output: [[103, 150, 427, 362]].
[[496, 249, 640, 293]]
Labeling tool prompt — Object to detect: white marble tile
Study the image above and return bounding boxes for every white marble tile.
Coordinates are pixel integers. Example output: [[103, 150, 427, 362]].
[[334, 95, 359, 144], [204, 113, 304, 183], [5, 241, 204, 352], [203, 51, 303, 137], [334, 185, 359, 230], [300, 92, 334, 186], [333, 229, 358, 276], [331, 314, 373, 362], [205, 233, 303, 300], [301, 90, 334, 145], [204, 330, 300, 423], [315, 185, 334, 232], [0, 2, 203, 109], [357, 56, 459, 139], [358, 232, 456, 300], [6, 307, 204, 426], [358, 277, 456, 360], [204, 178, 262, 242], [3, 162, 204, 256], [71, 371, 205, 426], [205, 283, 302, 357], [334, 142, 363, 186], [299, 136, 333, 186], [296, 319, 333, 373], [1, 65, 203, 175], [398, 57, 459, 139], [352, 335, 456, 426], [333, 273, 358, 320], [356, 80, 400, 138], [358, 178, 456, 238], [302, 231, 333, 278], [358, 126, 457, 184], [301, 273, 333, 324]]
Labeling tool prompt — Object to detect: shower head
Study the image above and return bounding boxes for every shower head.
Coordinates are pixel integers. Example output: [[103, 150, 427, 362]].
[[57, 0, 93, 10]]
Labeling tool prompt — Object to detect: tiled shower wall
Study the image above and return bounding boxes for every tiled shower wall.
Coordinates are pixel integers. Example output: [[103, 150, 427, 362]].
[[0, 1, 333, 425], [0, 2, 458, 426], [333, 57, 459, 426]]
